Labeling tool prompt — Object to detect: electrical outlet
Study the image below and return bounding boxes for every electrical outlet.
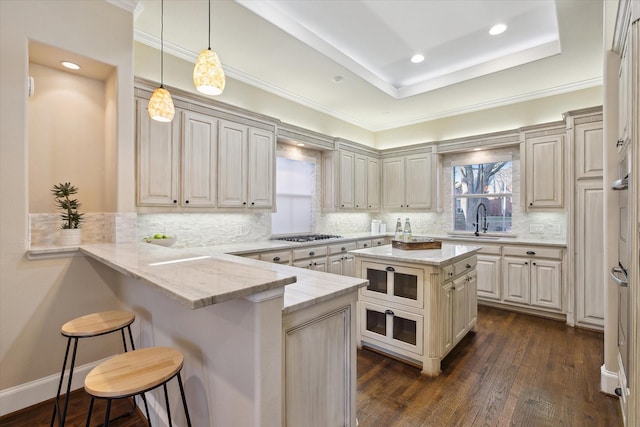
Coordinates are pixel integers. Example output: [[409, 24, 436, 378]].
[[529, 224, 544, 234]]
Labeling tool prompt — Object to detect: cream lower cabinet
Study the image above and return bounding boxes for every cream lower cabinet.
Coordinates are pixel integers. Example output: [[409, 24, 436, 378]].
[[475, 245, 502, 301], [357, 255, 477, 376], [502, 246, 563, 312], [292, 245, 328, 272], [328, 242, 357, 276], [283, 292, 358, 427]]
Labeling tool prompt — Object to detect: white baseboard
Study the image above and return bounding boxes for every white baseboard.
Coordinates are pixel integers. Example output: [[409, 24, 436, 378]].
[[0, 357, 108, 417], [600, 363, 620, 395]]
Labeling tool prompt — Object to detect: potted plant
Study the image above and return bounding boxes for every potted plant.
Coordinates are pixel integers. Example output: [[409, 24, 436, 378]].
[[51, 182, 84, 246]]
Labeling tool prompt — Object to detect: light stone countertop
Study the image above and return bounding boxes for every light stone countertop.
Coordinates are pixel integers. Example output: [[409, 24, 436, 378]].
[[350, 243, 481, 266], [80, 243, 298, 309], [197, 252, 368, 314]]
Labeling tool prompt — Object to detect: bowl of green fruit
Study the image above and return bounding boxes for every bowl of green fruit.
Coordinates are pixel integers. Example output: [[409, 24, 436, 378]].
[[144, 233, 176, 247]]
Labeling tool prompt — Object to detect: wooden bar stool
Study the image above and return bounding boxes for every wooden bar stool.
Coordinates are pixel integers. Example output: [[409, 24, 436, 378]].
[[84, 346, 192, 427], [51, 310, 135, 427]]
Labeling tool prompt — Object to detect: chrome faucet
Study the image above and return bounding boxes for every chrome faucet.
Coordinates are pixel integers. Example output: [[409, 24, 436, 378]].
[[473, 202, 488, 236]]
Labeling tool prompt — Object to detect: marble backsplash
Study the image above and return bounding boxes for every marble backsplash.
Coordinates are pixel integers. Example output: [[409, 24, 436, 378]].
[[29, 213, 137, 247]]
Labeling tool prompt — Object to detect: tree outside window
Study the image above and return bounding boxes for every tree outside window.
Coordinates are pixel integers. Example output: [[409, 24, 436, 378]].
[[453, 160, 512, 233]]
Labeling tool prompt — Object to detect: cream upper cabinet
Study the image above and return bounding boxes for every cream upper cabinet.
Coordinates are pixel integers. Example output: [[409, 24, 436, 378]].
[[339, 150, 356, 209], [575, 121, 603, 179], [525, 133, 564, 209], [382, 152, 433, 211], [218, 120, 274, 209], [181, 111, 218, 207], [367, 157, 381, 210], [137, 101, 217, 208], [322, 145, 380, 212], [137, 99, 180, 206]]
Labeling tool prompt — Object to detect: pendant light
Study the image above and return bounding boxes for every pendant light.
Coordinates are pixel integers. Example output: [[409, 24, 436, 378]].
[[193, 0, 225, 95], [148, 0, 175, 122]]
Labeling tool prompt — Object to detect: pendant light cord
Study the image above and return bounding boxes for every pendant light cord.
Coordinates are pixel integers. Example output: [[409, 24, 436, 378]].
[[160, 0, 165, 88], [208, 0, 211, 50]]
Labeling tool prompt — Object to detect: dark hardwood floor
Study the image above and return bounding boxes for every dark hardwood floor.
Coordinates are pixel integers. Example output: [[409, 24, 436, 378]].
[[357, 305, 623, 427], [1, 306, 622, 426]]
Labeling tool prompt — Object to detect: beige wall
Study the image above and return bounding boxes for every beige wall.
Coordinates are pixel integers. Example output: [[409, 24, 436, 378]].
[[0, 0, 134, 406]]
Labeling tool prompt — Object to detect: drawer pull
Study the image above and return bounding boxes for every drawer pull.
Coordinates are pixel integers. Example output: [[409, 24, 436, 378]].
[[273, 256, 280, 262], [615, 387, 622, 397], [341, 247, 346, 251], [385, 309, 394, 316], [309, 251, 315, 256], [386, 266, 395, 272], [466, 264, 471, 269], [526, 251, 536, 255]]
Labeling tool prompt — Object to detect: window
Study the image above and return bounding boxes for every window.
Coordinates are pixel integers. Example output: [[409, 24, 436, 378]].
[[452, 158, 512, 233], [271, 155, 315, 234]]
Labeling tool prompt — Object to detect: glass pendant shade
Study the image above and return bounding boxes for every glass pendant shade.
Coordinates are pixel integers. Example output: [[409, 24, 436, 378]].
[[193, 48, 226, 95], [147, 87, 175, 122]]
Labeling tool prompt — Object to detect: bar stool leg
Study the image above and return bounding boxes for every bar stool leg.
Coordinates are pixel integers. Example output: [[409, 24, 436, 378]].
[[177, 372, 193, 427], [141, 393, 152, 426], [103, 399, 112, 427], [163, 383, 172, 427], [50, 337, 79, 427], [85, 397, 95, 427]]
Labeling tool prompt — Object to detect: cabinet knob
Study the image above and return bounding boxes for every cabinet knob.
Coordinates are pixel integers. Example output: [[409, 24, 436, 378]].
[[309, 251, 315, 256], [386, 266, 395, 272], [526, 251, 536, 255], [533, 262, 537, 266], [251, 202, 255, 206], [385, 309, 394, 316], [364, 244, 368, 247], [524, 261, 528, 265], [406, 205, 409, 208], [243, 202, 247, 205], [369, 205, 372, 208], [529, 202, 533, 206], [466, 264, 471, 269], [273, 256, 281, 262], [173, 200, 177, 204], [341, 204, 345, 208], [341, 247, 346, 251], [185, 200, 189, 204], [356, 205, 359, 208], [615, 388, 622, 397]]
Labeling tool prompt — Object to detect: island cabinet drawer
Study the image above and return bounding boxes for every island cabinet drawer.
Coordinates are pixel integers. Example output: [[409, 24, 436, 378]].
[[453, 256, 477, 276], [360, 262, 424, 309], [328, 242, 357, 255], [292, 246, 328, 260], [502, 246, 563, 259], [258, 250, 291, 264], [360, 300, 423, 356]]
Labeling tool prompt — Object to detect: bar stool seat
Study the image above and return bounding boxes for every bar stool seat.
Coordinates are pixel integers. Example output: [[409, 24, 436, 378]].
[[51, 310, 135, 427], [84, 347, 192, 427]]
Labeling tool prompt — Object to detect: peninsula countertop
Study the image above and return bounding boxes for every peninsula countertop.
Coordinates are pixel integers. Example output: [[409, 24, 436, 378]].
[[350, 243, 481, 266], [80, 243, 298, 309]]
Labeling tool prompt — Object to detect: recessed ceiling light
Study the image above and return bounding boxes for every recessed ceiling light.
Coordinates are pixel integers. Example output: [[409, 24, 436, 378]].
[[61, 61, 80, 70], [297, 143, 305, 147], [411, 54, 424, 64], [489, 24, 507, 36], [332, 75, 344, 83]]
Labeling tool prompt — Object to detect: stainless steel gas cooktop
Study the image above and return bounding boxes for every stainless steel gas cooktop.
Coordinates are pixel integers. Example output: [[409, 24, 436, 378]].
[[272, 234, 343, 243]]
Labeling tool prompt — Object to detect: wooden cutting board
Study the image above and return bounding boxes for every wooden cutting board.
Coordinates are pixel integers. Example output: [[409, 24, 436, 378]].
[[392, 239, 442, 250]]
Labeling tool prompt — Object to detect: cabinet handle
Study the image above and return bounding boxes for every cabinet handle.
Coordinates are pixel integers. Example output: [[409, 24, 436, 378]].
[[466, 264, 471, 269], [369, 205, 372, 208], [529, 202, 533, 206], [251, 202, 255, 206], [615, 388, 622, 397], [364, 244, 369, 247], [243, 202, 247, 205], [273, 256, 280, 262], [386, 266, 395, 272], [377, 241, 382, 245], [526, 251, 536, 255], [341, 247, 346, 251], [356, 205, 359, 207], [185, 200, 189, 204], [385, 309, 394, 316], [616, 139, 624, 147], [173, 200, 177, 204], [309, 251, 315, 256]]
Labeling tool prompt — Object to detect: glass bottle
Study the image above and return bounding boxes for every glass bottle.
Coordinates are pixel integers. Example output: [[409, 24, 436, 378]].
[[403, 218, 412, 242], [394, 218, 403, 241]]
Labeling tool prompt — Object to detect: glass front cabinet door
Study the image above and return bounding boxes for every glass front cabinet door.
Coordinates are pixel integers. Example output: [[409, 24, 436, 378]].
[[360, 262, 424, 309], [359, 300, 423, 356]]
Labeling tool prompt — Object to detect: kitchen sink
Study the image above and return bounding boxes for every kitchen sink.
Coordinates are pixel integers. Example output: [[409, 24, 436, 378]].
[[446, 235, 501, 241]]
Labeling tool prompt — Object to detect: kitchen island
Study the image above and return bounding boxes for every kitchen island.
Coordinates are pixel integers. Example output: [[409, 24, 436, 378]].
[[351, 243, 480, 376], [80, 242, 367, 427]]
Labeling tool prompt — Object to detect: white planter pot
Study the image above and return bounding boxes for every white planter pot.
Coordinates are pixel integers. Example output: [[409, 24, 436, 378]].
[[58, 229, 82, 246]]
